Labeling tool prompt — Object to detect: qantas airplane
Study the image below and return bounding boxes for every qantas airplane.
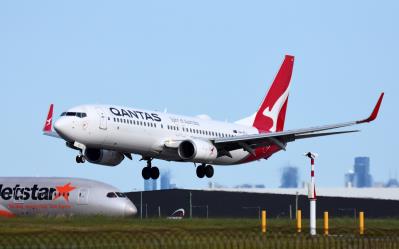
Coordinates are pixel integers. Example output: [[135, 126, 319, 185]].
[[43, 55, 384, 180], [0, 177, 137, 217]]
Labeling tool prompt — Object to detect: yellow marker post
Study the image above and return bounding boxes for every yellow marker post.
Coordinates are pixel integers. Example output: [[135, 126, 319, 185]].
[[324, 211, 329, 235], [261, 210, 266, 233], [359, 211, 364, 235], [297, 210, 302, 233]]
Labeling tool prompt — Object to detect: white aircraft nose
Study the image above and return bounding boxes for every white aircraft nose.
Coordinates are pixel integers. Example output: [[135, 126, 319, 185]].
[[124, 203, 137, 216], [54, 118, 71, 139]]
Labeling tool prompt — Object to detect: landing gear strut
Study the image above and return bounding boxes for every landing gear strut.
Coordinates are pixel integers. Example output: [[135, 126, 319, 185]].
[[142, 159, 160, 180], [75, 155, 85, 163], [196, 164, 214, 178]]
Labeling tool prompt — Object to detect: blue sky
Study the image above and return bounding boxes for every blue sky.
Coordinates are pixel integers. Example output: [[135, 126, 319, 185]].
[[0, 1, 397, 191]]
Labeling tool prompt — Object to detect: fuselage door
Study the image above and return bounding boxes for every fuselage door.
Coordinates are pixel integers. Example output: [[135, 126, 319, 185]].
[[96, 107, 107, 130], [77, 188, 89, 205]]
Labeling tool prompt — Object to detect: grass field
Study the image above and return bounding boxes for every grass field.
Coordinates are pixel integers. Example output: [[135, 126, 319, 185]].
[[0, 217, 398, 248]]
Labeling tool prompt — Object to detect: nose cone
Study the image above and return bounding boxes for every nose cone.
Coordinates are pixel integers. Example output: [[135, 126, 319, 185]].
[[124, 202, 137, 216], [54, 118, 72, 140]]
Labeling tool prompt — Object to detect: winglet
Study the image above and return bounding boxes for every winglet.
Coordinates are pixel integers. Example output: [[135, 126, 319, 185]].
[[43, 104, 54, 132], [357, 92, 384, 124]]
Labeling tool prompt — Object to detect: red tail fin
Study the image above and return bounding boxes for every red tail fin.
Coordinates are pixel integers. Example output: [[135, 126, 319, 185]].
[[253, 55, 294, 132], [43, 104, 54, 132]]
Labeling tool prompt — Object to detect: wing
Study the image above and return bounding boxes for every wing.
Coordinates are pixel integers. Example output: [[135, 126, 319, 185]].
[[214, 93, 384, 155], [42, 104, 61, 139]]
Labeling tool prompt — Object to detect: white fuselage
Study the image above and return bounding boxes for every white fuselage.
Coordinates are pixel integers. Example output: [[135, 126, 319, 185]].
[[54, 105, 264, 165], [0, 177, 137, 217]]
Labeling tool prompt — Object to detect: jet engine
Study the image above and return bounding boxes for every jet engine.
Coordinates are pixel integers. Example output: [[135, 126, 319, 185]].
[[178, 139, 217, 162], [84, 148, 124, 166]]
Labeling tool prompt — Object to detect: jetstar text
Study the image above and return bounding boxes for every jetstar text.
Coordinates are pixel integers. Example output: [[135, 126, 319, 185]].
[[0, 184, 56, 201]]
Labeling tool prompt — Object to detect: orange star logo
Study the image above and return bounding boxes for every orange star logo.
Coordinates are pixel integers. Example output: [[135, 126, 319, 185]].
[[53, 182, 76, 202]]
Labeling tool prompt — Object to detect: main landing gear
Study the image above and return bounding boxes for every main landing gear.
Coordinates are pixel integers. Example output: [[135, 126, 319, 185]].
[[196, 164, 214, 178], [142, 159, 160, 180], [76, 154, 85, 163]]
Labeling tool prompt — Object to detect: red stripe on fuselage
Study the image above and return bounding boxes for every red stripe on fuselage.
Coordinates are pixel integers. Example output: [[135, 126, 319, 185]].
[[241, 144, 282, 163], [0, 210, 15, 218]]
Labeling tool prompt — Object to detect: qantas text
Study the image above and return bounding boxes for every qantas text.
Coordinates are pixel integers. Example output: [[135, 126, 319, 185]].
[[109, 108, 161, 122]]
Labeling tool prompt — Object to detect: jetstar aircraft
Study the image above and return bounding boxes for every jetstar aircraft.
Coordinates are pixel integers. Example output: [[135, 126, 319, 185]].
[[0, 177, 137, 217], [43, 55, 384, 180]]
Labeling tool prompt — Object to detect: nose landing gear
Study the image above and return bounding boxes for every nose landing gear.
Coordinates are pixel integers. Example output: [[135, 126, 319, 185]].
[[142, 159, 160, 180], [76, 155, 85, 163], [196, 164, 214, 178]]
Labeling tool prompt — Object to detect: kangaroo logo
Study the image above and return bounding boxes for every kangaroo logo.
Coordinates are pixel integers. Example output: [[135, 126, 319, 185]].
[[46, 117, 52, 127], [262, 87, 289, 132]]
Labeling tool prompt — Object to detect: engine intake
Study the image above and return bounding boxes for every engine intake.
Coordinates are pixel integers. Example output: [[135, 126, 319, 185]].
[[178, 139, 217, 162], [84, 148, 124, 166]]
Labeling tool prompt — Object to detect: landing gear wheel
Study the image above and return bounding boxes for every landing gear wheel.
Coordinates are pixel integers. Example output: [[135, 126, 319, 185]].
[[205, 165, 214, 178], [196, 165, 205, 178], [142, 167, 151, 180], [150, 167, 160, 180], [75, 155, 85, 163]]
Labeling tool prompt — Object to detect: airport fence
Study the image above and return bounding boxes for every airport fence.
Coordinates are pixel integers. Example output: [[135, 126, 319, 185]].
[[1, 231, 399, 249]]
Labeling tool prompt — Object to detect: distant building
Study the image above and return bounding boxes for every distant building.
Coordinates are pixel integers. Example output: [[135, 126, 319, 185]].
[[144, 179, 157, 191], [160, 171, 172, 190], [345, 157, 373, 188], [354, 157, 373, 187], [280, 166, 298, 188], [345, 170, 355, 188], [238, 184, 253, 189], [234, 184, 266, 189], [385, 178, 399, 188]]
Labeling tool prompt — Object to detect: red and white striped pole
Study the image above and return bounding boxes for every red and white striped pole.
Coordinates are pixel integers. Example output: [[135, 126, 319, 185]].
[[305, 152, 317, 236]]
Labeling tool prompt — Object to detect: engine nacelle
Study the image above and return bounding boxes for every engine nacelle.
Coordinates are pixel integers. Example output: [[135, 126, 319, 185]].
[[84, 148, 124, 166], [178, 139, 217, 162]]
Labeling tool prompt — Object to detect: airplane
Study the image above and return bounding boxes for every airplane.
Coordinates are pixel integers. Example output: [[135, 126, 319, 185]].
[[0, 177, 137, 217], [43, 55, 384, 180]]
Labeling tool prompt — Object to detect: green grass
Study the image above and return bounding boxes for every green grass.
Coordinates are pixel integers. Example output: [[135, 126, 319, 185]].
[[0, 217, 398, 248]]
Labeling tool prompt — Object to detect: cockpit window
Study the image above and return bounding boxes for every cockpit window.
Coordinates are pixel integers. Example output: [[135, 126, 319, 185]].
[[106, 192, 117, 198], [116, 192, 127, 198], [60, 112, 87, 118]]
